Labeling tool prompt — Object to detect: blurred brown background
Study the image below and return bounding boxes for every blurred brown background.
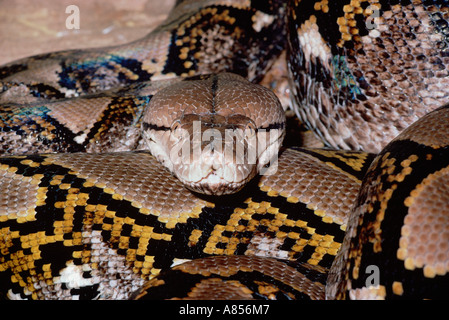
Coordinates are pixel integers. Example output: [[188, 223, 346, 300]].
[[0, 0, 176, 64]]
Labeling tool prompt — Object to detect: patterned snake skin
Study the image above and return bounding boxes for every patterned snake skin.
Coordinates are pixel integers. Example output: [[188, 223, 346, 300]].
[[0, 0, 448, 300]]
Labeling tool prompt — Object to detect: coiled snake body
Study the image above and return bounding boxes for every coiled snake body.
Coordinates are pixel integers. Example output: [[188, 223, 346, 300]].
[[0, 0, 448, 300]]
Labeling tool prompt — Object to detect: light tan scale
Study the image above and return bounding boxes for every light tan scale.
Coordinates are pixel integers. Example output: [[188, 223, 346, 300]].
[[260, 149, 369, 226]]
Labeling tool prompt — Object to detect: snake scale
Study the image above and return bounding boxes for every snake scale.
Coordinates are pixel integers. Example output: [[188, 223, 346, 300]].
[[0, 0, 448, 300]]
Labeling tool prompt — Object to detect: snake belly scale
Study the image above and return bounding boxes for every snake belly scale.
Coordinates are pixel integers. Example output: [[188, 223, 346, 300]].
[[0, 0, 449, 300]]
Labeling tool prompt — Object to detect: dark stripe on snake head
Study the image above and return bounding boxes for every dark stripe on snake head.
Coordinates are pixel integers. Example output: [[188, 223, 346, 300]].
[[142, 122, 170, 132]]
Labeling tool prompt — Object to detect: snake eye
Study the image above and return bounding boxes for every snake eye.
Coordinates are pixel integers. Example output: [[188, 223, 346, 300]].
[[171, 121, 183, 139], [245, 122, 257, 138]]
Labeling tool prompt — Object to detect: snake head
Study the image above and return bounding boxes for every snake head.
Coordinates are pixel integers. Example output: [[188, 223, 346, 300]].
[[142, 73, 285, 195]]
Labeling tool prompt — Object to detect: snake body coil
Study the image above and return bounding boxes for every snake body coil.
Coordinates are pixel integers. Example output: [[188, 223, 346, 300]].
[[0, 0, 449, 300]]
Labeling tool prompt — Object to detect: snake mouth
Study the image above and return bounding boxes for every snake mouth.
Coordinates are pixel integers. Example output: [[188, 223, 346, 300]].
[[178, 168, 257, 196], [174, 157, 258, 195], [142, 73, 286, 195], [186, 179, 243, 195], [144, 117, 284, 195]]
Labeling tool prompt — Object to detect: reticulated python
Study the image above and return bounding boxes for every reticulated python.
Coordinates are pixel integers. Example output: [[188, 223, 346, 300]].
[[0, 0, 448, 300]]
